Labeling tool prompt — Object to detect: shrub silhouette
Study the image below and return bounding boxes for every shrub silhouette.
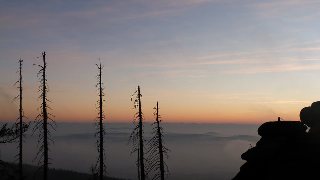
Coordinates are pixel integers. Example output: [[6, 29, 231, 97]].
[[89, 164, 99, 180], [129, 86, 146, 180], [91, 62, 107, 180], [0, 124, 19, 144], [146, 102, 170, 180], [32, 52, 56, 180], [0, 123, 22, 180]]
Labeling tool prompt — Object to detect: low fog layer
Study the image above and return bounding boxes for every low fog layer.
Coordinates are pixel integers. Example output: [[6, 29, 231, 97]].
[[0, 123, 259, 180]]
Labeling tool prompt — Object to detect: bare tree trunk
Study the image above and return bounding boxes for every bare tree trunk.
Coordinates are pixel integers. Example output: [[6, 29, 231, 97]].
[[42, 52, 48, 180], [138, 86, 145, 180], [156, 102, 165, 180], [99, 64, 104, 180], [138, 148, 141, 180], [19, 59, 23, 180]]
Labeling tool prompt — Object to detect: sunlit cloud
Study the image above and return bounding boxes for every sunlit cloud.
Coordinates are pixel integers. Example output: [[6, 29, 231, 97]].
[[143, 92, 177, 98], [258, 100, 311, 104], [114, 79, 129, 83], [188, 75, 207, 78], [137, 0, 226, 6], [210, 92, 273, 100], [197, 52, 254, 60], [249, 0, 319, 8], [137, 69, 207, 79], [50, 90, 69, 94], [224, 63, 320, 74], [62, 7, 114, 18], [287, 12, 320, 22], [290, 47, 320, 52], [197, 46, 320, 61], [194, 59, 261, 65], [246, 0, 320, 20]]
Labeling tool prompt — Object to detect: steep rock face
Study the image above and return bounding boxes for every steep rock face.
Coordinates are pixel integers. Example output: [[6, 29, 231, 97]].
[[232, 121, 320, 180]]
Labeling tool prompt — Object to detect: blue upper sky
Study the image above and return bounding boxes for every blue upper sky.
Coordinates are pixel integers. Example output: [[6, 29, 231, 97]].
[[1, 0, 320, 123]]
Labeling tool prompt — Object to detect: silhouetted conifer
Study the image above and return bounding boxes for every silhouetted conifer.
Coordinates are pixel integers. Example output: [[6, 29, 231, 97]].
[[92, 62, 107, 180], [32, 52, 56, 180], [13, 59, 30, 180], [146, 102, 170, 180], [129, 86, 146, 180]]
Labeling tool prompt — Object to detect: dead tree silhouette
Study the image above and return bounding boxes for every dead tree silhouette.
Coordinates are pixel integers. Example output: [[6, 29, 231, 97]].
[[32, 52, 56, 180], [146, 102, 170, 180], [0, 60, 30, 180], [129, 86, 146, 180], [13, 59, 30, 180], [92, 62, 107, 180], [0, 60, 29, 145]]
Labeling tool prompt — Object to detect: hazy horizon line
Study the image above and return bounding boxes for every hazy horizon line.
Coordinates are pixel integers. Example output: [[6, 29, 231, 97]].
[[0, 120, 286, 125]]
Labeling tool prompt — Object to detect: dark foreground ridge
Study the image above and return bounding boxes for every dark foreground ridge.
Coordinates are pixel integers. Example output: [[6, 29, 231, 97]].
[[0, 163, 126, 180], [233, 101, 320, 180]]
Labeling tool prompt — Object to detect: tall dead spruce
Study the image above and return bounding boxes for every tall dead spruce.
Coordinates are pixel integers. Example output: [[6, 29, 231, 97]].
[[33, 52, 56, 180], [1, 60, 29, 179], [1, 59, 30, 180], [93, 62, 107, 180], [146, 102, 170, 180], [13, 59, 30, 180], [129, 86, 146, 180]]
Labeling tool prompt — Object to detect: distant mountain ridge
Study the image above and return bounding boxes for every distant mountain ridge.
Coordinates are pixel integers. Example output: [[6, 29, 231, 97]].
[[1, 163, 126, 180], [52, 131, 259, 143]]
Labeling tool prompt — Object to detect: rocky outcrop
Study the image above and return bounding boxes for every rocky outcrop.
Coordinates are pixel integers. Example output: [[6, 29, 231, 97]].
[[233, 101, 320, 180]]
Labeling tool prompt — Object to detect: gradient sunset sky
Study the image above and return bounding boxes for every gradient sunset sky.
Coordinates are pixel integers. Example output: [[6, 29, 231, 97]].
[[1, 0, 320, 123]]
